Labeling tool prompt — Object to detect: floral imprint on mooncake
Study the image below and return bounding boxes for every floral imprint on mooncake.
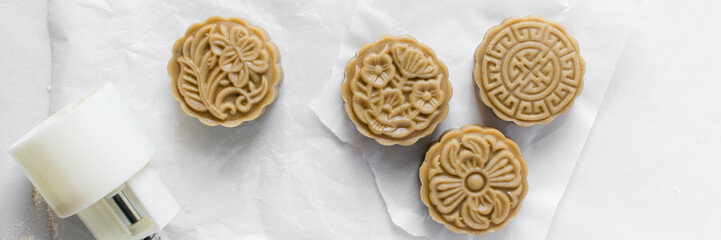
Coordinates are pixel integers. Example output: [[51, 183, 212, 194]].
[[169, 16, 282, 127], [474, 16, 584, 127], [420, 125, 528, 235], [341, 36, 452, 146]]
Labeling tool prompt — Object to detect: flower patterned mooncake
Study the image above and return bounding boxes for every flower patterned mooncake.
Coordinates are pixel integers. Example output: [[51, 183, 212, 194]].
[[341, 36, 452, 146], [169, 16, 282, 127], [420, 125, 528, 235]]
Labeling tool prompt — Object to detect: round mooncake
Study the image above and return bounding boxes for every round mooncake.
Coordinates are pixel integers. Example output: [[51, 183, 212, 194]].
[[341, 36, 452, 146], [420, 125, 528, 235], [169, 16, 282, 127], [474, 16, 584, 127]]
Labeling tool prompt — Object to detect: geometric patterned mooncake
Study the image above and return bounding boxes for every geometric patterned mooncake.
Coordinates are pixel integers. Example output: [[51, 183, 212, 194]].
[[474, 16, 584, 126]]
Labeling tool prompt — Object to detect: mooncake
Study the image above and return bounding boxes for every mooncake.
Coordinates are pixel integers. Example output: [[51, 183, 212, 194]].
[[341, 36, 452, 146], [420, 125, 528, 235], [474, 16, 584, 126], [169, 16, 282, 127]]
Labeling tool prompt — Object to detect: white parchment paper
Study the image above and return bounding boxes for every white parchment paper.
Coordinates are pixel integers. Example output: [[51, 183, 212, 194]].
[[310, 0, 639, 239], [46, 0, 420, 239]]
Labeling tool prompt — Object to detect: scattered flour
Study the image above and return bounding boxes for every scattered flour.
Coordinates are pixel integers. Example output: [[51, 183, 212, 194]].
[[32, 188, 59, 239]]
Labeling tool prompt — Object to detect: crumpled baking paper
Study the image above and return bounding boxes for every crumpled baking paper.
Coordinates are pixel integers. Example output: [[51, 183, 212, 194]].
[[310, 0, 639, 239], [46, 0, 424, 239]]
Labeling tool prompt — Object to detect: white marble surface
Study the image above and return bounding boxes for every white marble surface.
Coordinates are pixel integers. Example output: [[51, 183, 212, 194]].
[[2, 0, 721, 239], [0, 0, 52, 239], [546, 0, 721, 238]]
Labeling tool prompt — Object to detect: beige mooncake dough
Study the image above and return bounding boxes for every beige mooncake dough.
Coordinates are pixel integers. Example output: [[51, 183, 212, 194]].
[[420, 125, 528, 235], [341, 36, 452, 146], [169, 16, 282, 127], [474, 16, 584, 127]]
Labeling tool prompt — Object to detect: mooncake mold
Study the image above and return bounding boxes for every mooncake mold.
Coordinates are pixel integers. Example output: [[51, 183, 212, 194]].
[[474, 16, 584, 127], [169, 16, 282, 127], [420, 125, 528, 235], [341, 36, 452, 146]]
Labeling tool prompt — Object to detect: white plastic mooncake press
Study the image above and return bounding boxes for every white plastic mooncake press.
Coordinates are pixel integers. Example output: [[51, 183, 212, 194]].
[[8, 82, 179, 240]]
